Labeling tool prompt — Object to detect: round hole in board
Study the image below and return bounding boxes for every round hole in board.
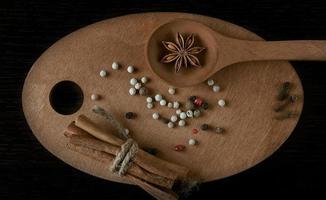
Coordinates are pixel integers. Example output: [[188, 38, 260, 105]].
[[49, 80, 84, 115]]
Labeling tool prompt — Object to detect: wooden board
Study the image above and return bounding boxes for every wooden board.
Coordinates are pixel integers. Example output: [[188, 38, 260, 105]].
[[22, 12, 303, 183]]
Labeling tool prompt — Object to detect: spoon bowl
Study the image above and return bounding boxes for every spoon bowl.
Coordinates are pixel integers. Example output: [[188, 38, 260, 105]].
[[146, 19, 219, 87], [146, 19, 326, 87]]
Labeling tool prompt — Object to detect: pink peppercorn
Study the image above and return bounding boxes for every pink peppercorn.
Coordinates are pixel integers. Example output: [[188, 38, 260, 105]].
[[192, 128, 198, 134], [174, 145, 185, 152], [194, 98, 203, 106]]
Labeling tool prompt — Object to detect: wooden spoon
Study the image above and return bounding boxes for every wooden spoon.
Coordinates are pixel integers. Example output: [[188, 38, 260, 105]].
[[146, 19, 326, 87]]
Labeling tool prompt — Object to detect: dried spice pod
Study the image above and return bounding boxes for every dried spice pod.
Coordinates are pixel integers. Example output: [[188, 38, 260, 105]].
[[277, 81, 291, 101], [161, 33, 205, 73]]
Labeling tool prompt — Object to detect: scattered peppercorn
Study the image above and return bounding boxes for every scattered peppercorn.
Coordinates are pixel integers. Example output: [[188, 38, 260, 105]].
[[215, 127, 224, 133], [139, 87, 149, 96], [188, 138, 197, 146], [194, 98, 203, 106], [188, 96, 196, 102], [192, 128, 198, 134], [125, 112, 135, 119], [200, 123, 209, 131], [201, 102, 209, 110], [174, 145, 186, 152]]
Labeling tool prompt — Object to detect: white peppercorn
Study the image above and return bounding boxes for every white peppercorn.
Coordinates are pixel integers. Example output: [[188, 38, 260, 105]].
[[213, 85, 221, 92], [186, 110, 193, 118], [173, 101, 180, 109], [100, 70, 108, 77], [188, 138, 197, 145], [218, 99, 226, 107], [91, 94, 100, 101], [129, 88, 136, 96], [135, 82, 142, 90], [130, 78, 137, 85], [207, 79, 214, 86], [168, 122, 174, 128], [127, 65, 134, 73], [112, 62, 119, 70], [152, 112, 160, 120], [170, 115, 178, 122], [160, 99, 167, 106], [139, 87, 148, 96], [147, 103, 153, 109], [141, 76, 148, 84], [194, 110, 201, 117], [146, 97, 153, 103], [168, 87, 176, 95], [178, 120, 186, 127], [155, 94, 162, 102], [179, 112, 187, 120]]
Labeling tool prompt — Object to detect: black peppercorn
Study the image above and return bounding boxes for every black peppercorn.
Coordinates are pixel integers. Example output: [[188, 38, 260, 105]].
[[201, 102, 209, 110], [200, 123, 209, 131], [125, 112, 135, 119], [188, 96, 196, 102]]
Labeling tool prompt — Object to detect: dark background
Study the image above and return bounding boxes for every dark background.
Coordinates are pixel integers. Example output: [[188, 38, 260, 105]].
[[1, 0, 326, 199]]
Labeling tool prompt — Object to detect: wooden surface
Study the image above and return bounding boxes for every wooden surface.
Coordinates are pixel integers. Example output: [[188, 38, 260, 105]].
[[2, 1, 326, 199], [22, 12, 303, 183]]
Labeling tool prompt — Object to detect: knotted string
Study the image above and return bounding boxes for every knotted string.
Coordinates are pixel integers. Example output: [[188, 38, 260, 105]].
[[92, 106, 138, 176]]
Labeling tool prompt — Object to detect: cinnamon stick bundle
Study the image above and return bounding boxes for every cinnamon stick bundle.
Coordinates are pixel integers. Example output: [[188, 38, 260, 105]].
[[64, 115, 191, 200], [74, 115, 189, 179], [66, 142, 178, 200]]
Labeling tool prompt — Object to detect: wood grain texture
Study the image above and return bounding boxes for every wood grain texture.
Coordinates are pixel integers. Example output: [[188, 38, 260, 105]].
[[22, 12, 303, 183], [2, 0, 326, 199]]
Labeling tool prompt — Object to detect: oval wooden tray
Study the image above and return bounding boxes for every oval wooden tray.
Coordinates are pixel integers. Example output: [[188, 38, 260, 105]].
[[22, 12, 303, 183]]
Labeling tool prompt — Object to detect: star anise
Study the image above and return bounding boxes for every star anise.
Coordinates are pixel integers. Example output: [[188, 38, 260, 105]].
[[161, 32, 205, 73]]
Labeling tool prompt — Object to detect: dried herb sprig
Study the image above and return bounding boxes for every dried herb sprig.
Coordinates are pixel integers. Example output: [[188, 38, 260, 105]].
[[277, 81, 291, 101]]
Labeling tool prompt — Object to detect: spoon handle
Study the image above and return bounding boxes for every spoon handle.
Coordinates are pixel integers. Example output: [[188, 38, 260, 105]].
[[235, 40, 326, 63]]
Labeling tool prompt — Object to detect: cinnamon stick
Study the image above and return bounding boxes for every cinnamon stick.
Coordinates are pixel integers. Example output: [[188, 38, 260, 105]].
[[75, 115, 124, 146], [126, 175, 178, 200], [64, 122, 89, 137], [74, 115, 189, 179]]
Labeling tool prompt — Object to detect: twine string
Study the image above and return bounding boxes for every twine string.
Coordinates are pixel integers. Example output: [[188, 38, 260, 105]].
[[92, 106, 138, 176]]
